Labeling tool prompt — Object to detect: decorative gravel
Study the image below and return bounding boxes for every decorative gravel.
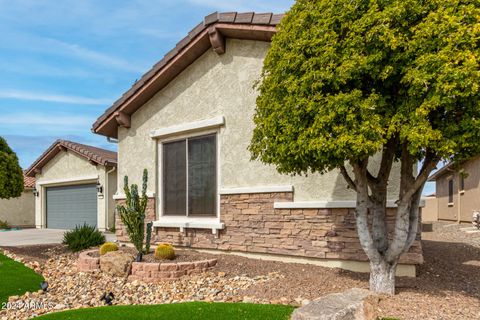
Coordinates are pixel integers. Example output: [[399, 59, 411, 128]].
[[2, 222, 480, 319]]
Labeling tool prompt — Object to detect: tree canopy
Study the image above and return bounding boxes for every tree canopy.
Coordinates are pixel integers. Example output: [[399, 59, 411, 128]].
[[250, 0, 480, 174], [250, 0, 480, 294], [0, 137, 24, 199]]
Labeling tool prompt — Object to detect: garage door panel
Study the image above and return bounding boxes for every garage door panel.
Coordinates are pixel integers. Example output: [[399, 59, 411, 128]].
[[46, 184, 97, 229]]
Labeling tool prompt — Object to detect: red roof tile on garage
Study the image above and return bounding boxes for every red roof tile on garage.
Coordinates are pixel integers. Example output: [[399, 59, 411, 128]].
[[25, 140, 117, 177], [23, 173, 36, 189]]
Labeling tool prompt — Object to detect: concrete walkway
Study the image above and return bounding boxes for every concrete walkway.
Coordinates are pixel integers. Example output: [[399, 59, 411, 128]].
[[0, 228, 116, 246]]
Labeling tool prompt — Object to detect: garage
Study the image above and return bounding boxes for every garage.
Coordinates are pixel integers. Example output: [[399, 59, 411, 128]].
[[46, 184, 98, 229], [25, 139, 118, 231]]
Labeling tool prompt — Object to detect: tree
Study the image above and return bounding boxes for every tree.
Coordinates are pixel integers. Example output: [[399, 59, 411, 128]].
[[0, 137, 23, 199], [250, 0, 480, 294]]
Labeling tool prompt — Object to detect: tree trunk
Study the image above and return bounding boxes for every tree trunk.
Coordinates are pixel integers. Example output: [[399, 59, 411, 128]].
[[369, 259, 397, 294]]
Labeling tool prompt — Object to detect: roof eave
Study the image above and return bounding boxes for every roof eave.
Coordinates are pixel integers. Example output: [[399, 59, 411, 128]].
[[92, 13, 282, 138]]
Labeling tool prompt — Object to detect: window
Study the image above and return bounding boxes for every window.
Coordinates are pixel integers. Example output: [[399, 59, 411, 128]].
[[460, 174, 465, 193], [163, 134, 216, 216], [448, 179, 454, 204]]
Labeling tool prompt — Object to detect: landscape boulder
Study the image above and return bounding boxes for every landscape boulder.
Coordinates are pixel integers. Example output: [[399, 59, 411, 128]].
[[291, 288, 372, 320], [99, 250, 134, 277]]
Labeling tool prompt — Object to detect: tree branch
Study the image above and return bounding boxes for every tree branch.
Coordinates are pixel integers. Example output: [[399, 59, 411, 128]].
[[340, 165, 357, 190]]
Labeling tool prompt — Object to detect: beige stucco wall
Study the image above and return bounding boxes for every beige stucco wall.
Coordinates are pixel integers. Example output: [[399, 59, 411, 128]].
[[421, 196, 438, 222], [34, 150, 116, 230], [117, 39, 402, 204], [0, 190, 35, 227], [436, 157, 480, 223]]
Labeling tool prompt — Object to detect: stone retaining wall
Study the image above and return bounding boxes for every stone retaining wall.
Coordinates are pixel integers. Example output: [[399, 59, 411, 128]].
[[115, 192, 423, 265], [77, 249, 100, 272], [129, 259, 217, 282]]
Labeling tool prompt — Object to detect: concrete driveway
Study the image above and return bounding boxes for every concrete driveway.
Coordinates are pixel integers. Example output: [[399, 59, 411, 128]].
[[0, 228, 116, 246]]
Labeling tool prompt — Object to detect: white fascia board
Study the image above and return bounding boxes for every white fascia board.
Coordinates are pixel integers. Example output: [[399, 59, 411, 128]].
[[274, 200, 401, 209], [150, 116, 225, 139], [219, 185, 293, 195], [37, 175, 99, 187], [113, 192, 156, 200]]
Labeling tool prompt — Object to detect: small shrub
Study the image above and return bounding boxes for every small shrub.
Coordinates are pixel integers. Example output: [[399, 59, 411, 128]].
[[154, 243, 175, 260], [63, 224, 105, 252], [99, 242, 119, 255], [0, 219, 10, 230]]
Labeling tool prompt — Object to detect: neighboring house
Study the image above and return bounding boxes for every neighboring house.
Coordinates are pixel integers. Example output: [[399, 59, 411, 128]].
[[25, 140, 117, 231], [0, 173, 36, 227], [92, 12, 422, 276], [421, 193, 438, 222], [427, 157, 480, 223]]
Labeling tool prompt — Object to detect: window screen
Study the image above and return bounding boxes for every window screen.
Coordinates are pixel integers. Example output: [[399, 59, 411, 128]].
[[163, 140, 187, 215], [162, 134, 216, 216], [448, 179, 454, 203]]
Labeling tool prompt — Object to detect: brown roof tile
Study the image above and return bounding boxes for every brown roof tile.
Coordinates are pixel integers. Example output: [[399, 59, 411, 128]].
[[23, 173, 36, 189], [25, 140, 117, 177], [92, 11, 284, 138]]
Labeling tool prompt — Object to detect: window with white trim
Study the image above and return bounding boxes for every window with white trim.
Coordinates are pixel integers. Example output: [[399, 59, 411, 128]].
[[162, 134, 217, 216]]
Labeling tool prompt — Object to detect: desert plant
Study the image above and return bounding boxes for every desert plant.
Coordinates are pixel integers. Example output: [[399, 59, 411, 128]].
[[154, 243, 175, 260], [117, 169, 148, 261], [0, 219, 10, 230], [63, 224, 105, 252], [145, 221, 153, 254], [99, 242, 119, 255]]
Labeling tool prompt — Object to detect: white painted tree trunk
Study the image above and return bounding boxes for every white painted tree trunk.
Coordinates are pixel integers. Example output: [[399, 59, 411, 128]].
[[369, 260, 397, 294]]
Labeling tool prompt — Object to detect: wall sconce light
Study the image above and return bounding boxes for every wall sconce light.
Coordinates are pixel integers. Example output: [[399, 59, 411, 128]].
[[33, 188, 39, 197], [96, 181, 103, 194]]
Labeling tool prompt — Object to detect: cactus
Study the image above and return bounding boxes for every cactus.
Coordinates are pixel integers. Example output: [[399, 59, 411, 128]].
[[99, 242, 119, 255], [117, 169, 149, 262], [145, 221, 153, 254], [154, 243, 175, 260]]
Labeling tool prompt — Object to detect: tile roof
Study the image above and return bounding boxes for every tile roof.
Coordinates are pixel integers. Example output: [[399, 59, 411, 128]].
[[25, 140, 117, 177], [23, 173, 36, 189], [92, 11, 283, 138]]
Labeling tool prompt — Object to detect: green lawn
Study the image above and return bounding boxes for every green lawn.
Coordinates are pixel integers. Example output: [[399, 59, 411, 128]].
[[37, 302, 295, 320], [0, 252, 44, 303]]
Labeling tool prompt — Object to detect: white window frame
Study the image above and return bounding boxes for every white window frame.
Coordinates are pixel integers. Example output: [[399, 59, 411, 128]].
[[155, 128, 223, 234]]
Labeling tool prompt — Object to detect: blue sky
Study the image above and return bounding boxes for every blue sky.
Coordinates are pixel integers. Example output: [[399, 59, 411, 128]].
[[0, 0, 434, 195]]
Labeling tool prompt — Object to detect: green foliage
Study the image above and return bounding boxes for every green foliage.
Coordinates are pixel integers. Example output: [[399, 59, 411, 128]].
[[0, 137, 24, 199], [62, 224, 106, 252], [250, 0, 480, 174], [0, 219, 10, 230], [117, 169, 149, 260], [154, 243, 175, 260], [99, 242, 119, 255], [0, 252, 44, 304], [145, 221, 153, 254]]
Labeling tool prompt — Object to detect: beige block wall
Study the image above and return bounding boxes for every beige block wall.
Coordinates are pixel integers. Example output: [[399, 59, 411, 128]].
[[117, 39, 402, 205], [421, 196, 438, 222], [0, 190, 35, 227], [436, 157, 480, 222], [34, 150, 116, 230]]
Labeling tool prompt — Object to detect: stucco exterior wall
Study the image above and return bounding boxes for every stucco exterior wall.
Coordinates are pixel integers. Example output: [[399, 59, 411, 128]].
[[421, 196, 438, 222], [117, 39, 402, 203], [0, 190, 35, 227], [436, 157, 480, 223], [34, 150, 115, 230]]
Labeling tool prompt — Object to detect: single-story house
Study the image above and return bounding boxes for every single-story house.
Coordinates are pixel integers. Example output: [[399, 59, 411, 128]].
[[92, 12, 423, 276], [0, 173, 36, 227], [25, 140, 117, 231], [426, 157, 480, 223], [421, 193, 438, 222]]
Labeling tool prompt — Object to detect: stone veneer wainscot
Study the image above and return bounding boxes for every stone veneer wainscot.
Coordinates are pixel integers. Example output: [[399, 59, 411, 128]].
[[115, 192, 423, 266]]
